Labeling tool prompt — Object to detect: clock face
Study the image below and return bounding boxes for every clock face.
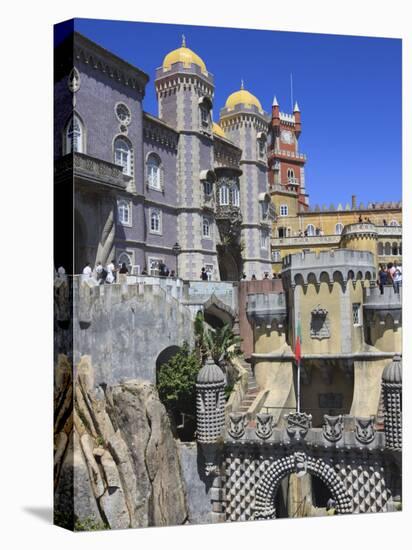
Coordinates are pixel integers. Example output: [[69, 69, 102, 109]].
[[281, 130, 293, 144]]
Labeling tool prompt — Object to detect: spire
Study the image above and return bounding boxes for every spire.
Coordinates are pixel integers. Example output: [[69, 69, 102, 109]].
[[293, 101, 300, 112], [181, 34, 186, 47], [240, 78, 244, 90], [272, 95, 279, 107]]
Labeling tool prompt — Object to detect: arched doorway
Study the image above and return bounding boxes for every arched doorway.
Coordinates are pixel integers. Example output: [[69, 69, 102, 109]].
[[155, 345, 181, 385], [254, 453, 352, 519], [218, 248, 240, 281]]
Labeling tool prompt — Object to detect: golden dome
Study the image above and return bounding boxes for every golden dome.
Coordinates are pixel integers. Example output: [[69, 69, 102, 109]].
[[225, 81, 262, 112], [162, 35, 207, 74], [212, 122, 225, 138]]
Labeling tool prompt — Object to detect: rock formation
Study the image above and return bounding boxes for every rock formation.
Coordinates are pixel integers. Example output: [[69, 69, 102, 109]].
[[54, 355, 189, 530]]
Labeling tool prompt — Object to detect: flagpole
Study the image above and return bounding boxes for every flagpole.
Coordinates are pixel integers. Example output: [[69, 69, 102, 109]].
[[297, 358, 301, 413]]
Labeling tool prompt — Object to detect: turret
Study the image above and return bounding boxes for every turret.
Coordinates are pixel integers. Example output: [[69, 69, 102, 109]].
[[293, 101, 301, 137], [382, 354, 402, 451], [196, 357, 225, 444], [271, 95, 280, 127]]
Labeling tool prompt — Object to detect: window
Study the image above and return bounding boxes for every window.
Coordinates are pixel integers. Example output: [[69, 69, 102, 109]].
[[200, 105, 209, 127], [335, 223, 344, 235], [117, 200, 131, 226], [389, 220, 399, 226], [65, 114, 83, 154], [147, 153, 162, 190], [272, 250, 281, 262], [148, 257, 164, 276], [199, 96, 212, 130], [280, 204, 288, 216], [384, 242, 391, 255], [352, 303, 361, 326], [261, 231, 269, 249], [306, 224, 316, 236], [114, 137, 132, 176], [205, 264, 214, 281], [204, 180, 213, 196], [68, 67, 80, 93], [287, 168, 295, 182], [115, 103, 131, 126], [261, 201, 269, 220], [219, 184, 229, 205], [258, 138, 266, 158], [150, 209, 161, 234], [202, 217, 211, 238], [231, 185, 240, 207], [377, 242, 384, 255], [117, 252, 133, 272], [392, 242, 398, 255]]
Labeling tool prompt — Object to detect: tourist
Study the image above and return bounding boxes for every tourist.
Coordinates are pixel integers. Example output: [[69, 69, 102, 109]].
[[82, 262, 92, 281], [141, 267, 148, 276], [392, 263, 402, 294], [378, 265, 388, 295], [358, 215, 363, 223], [200, 267, 208, 281], [315, 227, 320, 236], [57, 266, 66, 278], [304, 230, 308, 237], [170, 270, 176, 278], [387, 262, 396, 284], [251, 274, 257, 280], [95, 261, 105, 284], [272, 273, 277, 279], [119, 262, 129, 275], [106, 259, 116, 284], [240, 272, 247, 281], [263, 272, 269, 279], [383, 219, 387, 226]]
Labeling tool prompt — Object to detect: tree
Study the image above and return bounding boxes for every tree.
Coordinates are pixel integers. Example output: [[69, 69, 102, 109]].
[[157, 343, 201, 417]]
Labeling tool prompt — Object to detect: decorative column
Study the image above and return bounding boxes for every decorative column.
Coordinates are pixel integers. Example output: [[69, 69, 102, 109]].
[[382, 354, 402, 451], [196, 357, 225, 446]]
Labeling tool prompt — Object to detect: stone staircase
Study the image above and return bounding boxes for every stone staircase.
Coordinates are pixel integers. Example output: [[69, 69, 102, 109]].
[[238, 362, 259, 415]]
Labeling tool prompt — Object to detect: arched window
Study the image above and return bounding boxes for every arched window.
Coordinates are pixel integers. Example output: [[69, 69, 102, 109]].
[[202, 217, 211, 238], [199, 96, 212, 129], [114, 137, 132, 176], [280, 204, 288, 216], [117, 199, 131, 226], [392, 242, 398, 255], [65, 114, 84, 154], [306, 224, 315, 236], [117, 252, 133, 272], [260, 230, 269, 249], [335, 223, 344, 235], [150, 208, 161, 234], [389, 220, 399, 226], [219, 184, 229, 206], [287, 168, 295, 182], [384, 242, 391, 255], [231, 185, 240, 207], [272, 250, 281, 262], [377, 242, 384, 256], [146, 153, 162, 190]]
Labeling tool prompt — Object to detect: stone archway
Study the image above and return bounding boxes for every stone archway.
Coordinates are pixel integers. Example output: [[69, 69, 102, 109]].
[[254, 453, 352, 519]]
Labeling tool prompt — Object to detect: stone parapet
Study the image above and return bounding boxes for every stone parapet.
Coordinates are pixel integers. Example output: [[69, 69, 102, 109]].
[[341, 222, 378, 238], [246, 292, 287, 327]]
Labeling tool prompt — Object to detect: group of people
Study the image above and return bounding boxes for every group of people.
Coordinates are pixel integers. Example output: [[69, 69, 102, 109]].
[[378, 261, 402, 294], [81, 259, 129, 284]]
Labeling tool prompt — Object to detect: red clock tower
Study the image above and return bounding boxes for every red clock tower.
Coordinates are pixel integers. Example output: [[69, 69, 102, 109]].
[[268, 97, 309, 210]]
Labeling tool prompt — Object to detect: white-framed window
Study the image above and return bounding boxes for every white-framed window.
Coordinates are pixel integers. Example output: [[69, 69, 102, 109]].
[[68, 67, 80, 93], [219, 184, 229, 206], [117, 199, 132, 226], [148, 257, 164, 276], [280, 204, 288, 216], [260, 230, 269, 249], [389, 220, 399, 226], [335, 223, 344, 235], [200, 105, 209, 126], [287, 168, 295, 182], [231, 185, 240, 207], [115, 102, 131, 126], [146, 153, 163, 190], [149, 208, 162, 234], [352, 303, 362, 326], [202, 216, 211, 238], [306, 224, 316, 236], [65, 114, 84, 154], [272, 250, 281, 262], [205, 264, 214, 281], [114, 137, 132, 176]]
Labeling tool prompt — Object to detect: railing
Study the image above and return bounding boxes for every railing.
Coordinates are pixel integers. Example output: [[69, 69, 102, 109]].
[[272, 235, 341, 247], [377, 225, 402, 237], [341, 223, 378, 237], [73, 153, 132, 190], [269, 149, 307, 161]]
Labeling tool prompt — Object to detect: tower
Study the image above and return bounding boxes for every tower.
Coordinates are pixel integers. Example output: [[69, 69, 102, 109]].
[[219, 83, 273, 278], [155, 37, 219, 279]]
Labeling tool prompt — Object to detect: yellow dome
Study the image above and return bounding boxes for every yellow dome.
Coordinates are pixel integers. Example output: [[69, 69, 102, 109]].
[[225, 82, 262, 112], [162, 36, 207, 74], [212, 122, 225, 138]]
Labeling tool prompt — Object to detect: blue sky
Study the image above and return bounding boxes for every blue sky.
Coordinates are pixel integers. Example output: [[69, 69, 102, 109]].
[[64, 19, 401, 206]]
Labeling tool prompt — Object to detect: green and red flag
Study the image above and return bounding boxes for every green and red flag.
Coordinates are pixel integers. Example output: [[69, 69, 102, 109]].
[[294, 320, 302, 363]]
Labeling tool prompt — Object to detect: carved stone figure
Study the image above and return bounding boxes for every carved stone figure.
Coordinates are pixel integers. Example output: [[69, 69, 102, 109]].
[[256, 414, 274, 440], [228, 413, 248, 439], [355, 416, 376, 444], [285, 412, 312, 440], [294, 451, 308, 478], [322, 414, 344, 442]]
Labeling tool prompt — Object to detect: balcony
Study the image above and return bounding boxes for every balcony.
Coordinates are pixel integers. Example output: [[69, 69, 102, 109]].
[[377, 225, 402, 237], [269, 148, 307, 162], [341, 223, 378, 238], [246, 292, 287, 327], [272, 234, 341, 247], [55, 153, 132, 191]]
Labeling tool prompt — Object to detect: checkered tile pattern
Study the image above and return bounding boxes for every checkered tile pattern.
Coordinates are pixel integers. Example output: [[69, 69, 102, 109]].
[[338, 462, 389, 513]]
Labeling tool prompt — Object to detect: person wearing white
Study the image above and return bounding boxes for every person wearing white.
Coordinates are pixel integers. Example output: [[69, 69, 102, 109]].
[[106, 260, 115, 284], [82, 263, 92, 282], [57, 266, 66, 278]]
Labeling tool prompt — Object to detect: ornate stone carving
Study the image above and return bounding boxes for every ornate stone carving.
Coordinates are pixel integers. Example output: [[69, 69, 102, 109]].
[[228, 413, 248, 439], [285, 411, 312, 440], [255, 414, 274, 440], [322, 414, 344, 442], [355, 417, 376, 444], [293, 451, 308, 477], [310, 304, 330, 339]]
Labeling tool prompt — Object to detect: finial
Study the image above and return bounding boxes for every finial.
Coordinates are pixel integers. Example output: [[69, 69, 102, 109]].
[[241, 78, 244, 90], [293, 101, 300, 112], [182, 34, 186, 47], [272, 95, 279, 107]]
